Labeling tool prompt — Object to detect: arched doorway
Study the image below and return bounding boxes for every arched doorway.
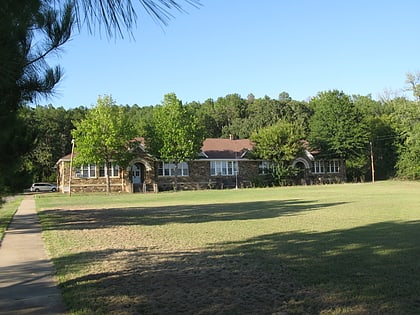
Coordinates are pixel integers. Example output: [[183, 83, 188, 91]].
[[292, 157, 310, 185], [295, 161, 306, 183], [131, 163, 145, 192]]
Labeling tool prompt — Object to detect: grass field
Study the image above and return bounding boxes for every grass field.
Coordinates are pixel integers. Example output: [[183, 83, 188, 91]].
[[0, 196, 23, 241], [35, 181, 420, 314]]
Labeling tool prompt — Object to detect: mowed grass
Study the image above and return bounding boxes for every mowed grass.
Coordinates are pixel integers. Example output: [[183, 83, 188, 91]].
[[0, 196, 23, 241], [36, 181, 420, 314]]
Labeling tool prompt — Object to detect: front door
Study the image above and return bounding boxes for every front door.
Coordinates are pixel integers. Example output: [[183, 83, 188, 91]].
[[131, 163, 143, 192], [132, 164, 141, 185]]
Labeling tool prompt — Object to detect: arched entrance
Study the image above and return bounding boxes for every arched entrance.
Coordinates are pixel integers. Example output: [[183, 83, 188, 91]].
[[131, 162, 145, 192], [292, 157, 310, 185], [295, 161, 306, 182]]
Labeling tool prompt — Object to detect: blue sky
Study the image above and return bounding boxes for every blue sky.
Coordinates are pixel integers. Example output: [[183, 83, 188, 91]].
[[42, 0, 420, 108]]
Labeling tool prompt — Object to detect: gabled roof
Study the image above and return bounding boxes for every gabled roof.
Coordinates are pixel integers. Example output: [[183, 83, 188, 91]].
[[200, 138, 254, 159], [56, 138, 147, 164], [57, 137, 255, 164], [56, 153, 74, 163]]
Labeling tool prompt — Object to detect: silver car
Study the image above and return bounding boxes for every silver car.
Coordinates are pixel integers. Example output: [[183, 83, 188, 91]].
[[30, 182, 57, 192]]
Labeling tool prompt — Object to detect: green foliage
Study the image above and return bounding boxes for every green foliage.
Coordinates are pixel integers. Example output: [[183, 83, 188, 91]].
[[0, 197, 23, 240], [348, 95, 399, 181], [396, 123, 420, 179], [309, 90, 369, 159], [251, 120, 304, 185], [26, 105, 81, 182], [0, 0, 75, 193], [405, 71, 420, 102], [247, 96, 282, 131], [387, 97, 420, 179], [72, 96, 136, 192], [369, 116, 399, 180], [125, 104, 155, 137], [149, 93, 204, 162], [213, 94, 248, 136], [190, 98, 221, 138], [0, 109, 36, 192], [147, 93, 204, 190], [220, 95, 312, 139]]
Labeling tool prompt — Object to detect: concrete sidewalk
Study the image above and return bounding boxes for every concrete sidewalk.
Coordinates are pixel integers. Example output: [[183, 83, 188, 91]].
[[0, 195, 67, 314]]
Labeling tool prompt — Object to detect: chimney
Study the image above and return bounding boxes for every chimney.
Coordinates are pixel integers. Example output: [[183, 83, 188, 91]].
[[229, 134, 234, 140]]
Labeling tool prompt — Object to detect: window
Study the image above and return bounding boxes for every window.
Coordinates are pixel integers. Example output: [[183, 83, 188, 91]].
[[313, 160, 340, 174], [99, 165, 105, 177], [158, 162, 189, 177], [75, 164, 96, 178], [312, 160, 325, 174], [110, 164, 119, 177], [210, 160, 238, 176], [99, 163, 120, 177], [327, 159, 340, 173], [259, 161, 271, 175]]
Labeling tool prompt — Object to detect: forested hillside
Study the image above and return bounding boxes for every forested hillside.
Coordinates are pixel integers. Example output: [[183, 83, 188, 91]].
[[13, 87, 419, 191]]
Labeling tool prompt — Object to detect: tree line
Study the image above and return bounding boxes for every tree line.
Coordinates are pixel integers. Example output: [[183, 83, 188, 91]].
[[5, 85, 419, 193], [1, 1, 419, 194]]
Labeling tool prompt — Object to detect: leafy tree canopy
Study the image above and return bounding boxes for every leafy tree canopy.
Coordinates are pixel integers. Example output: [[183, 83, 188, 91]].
[[148, 93, 204, 163], [309, 90, 369, 160], [251, 120, 305, 184], [72, 95, 136, 192], [146, 93, 204, 190]]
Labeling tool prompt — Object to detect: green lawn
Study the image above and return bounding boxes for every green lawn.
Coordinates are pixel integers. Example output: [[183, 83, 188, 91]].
[[0, 196, 22, 241], [36, 181, 420, 314]]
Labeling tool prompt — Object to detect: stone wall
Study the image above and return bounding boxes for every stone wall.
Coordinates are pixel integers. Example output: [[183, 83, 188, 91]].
[[57, 155, 347, 194], [156, 160, 261, 191], [56, 160, 128, 193]]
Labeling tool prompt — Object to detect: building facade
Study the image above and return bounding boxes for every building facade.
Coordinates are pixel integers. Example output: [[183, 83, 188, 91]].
[[55, 137, 346, 193]]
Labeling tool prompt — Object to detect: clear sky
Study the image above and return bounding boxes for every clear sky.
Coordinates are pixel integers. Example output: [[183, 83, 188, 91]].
[[40, 0, 420, 108]]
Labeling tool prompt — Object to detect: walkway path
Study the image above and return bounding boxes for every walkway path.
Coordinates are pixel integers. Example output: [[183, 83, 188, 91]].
[[0, 195, 66, 314]]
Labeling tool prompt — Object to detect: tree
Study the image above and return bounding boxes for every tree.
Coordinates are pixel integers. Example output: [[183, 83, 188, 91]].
[[192, 98, 221, 138], [21, 105, 84, 183], [0, 107, 37, 193], [405, 71, 420, 102], [147, 93, 204, 191], [251, 120, 304, 185], [72, 95, 136, 193], [351, 95, 398, 180], [213, 94, 247, 136], [389, 97, 420, 179], [396, 122, 420, 179], [0, 0, 199, 195], [71, 0, 201, 38], [247, 96, 282, 129], [0, 0, 74, 194], [309, 90, 369, 161]]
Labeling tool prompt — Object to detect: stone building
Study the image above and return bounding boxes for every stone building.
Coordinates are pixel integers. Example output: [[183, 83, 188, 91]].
[[55, 137, 346, 193]]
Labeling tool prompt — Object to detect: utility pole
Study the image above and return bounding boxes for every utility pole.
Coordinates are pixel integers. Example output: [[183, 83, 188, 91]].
[[68, 138, 75, 196], [370, 141, 375, 183]]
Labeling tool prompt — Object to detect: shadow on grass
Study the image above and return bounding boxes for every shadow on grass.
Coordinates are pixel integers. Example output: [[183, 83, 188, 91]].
[[54, 221, 420, 314], [39, 199, 346, 230]]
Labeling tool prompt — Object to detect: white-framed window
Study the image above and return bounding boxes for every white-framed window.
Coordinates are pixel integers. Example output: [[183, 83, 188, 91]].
[[312, 160, 325, 174], [75, 164, 96, 178], [327, 159, 340, 173], [99, 163, 120, 177], [210, 160, 238, 176], [158, 162, 189, 177], [259, 161, 271, 175]]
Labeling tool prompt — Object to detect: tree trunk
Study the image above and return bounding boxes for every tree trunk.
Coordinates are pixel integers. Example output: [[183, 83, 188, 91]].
[[106, 160, 111, 194], [106, 173, 110, 194], [174, 162, 178, 192]]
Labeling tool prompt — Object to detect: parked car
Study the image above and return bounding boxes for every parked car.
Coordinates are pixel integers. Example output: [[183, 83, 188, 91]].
[[30, 182, 57, 192]]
